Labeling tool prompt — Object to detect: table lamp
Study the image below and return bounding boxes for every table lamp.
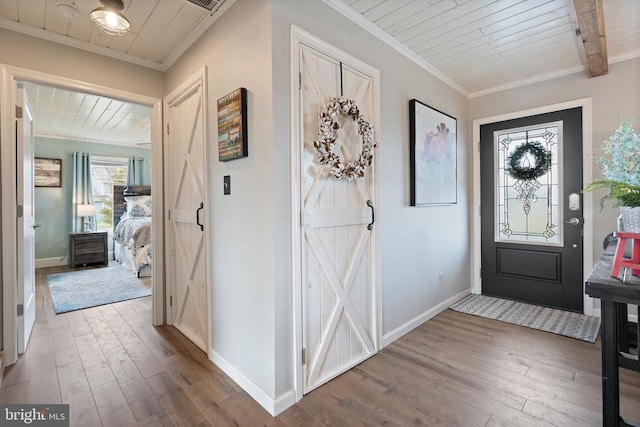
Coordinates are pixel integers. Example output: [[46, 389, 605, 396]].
[[77, 203, 97, 232]]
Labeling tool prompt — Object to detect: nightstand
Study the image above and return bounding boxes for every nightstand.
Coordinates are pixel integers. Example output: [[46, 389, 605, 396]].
[[68, 232, 108, 268]]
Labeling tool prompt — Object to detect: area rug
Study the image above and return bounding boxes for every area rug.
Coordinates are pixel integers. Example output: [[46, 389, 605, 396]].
[[47, 263, 151, 314], [450, 294, 601, 343]]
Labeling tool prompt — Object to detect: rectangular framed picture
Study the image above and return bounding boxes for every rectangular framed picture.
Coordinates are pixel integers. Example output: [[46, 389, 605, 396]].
[[217, 87, 248, 161], [34, 157, 62, 187], [409, 99, 457, 205]]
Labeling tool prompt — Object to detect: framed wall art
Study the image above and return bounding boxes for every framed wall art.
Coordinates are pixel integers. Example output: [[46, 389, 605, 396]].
[[34, 157, 62, 187], [217, 87, 248, 161], [409, 99, 457, 206]]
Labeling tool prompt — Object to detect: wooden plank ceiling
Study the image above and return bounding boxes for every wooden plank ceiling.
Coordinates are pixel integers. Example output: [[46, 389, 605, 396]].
[[334, 0, 640, 96], [2, 0, 639, 145], [0, 0, 233, 71], [23, 82, 151, 147]]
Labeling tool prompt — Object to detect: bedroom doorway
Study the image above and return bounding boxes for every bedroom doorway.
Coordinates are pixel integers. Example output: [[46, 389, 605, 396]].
[[1, 66, 164, 366]]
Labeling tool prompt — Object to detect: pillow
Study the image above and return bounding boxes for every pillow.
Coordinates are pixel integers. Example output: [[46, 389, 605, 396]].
[[125, 195, 152, 217]]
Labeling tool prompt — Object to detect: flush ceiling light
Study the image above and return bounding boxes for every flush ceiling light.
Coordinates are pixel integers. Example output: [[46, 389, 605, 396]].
[[90, 0, 131, 36], [56, 1, 80, 19]]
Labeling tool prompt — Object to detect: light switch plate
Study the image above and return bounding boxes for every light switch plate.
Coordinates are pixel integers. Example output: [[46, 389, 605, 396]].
[[223, 175, 231, 195]]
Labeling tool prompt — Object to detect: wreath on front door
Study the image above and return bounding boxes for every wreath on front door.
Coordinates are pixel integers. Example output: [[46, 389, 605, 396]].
[[507, 141, 552, 181], [313, 97, 377, 179]]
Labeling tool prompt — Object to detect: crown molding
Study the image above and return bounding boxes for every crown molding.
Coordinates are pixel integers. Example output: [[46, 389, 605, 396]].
[[0, 19, 166, 71], [161, 0, 236, 70], [322, 0, 469, 98]]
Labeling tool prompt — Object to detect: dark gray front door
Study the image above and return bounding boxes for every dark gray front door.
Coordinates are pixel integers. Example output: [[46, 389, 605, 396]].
[[480, 107, 583, 312]]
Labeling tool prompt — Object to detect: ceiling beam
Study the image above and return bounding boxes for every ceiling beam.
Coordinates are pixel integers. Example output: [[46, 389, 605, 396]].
[[572, 0, 608, 78]]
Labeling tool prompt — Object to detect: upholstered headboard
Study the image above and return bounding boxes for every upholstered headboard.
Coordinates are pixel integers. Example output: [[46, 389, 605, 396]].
[[113, 185, 152, 231]]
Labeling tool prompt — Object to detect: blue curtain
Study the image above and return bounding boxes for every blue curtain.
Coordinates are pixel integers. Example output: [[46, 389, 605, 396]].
[[127, 157, 149, 186], [71, 152, 94, 233]]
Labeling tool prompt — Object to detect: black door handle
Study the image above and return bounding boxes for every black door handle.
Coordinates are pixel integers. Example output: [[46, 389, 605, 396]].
[[196, 202, 204, 231], [367, 200, 374, 231]]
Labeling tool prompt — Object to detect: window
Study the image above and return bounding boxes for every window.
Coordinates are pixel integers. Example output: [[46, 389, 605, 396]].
[[91, 156, 128, 232]]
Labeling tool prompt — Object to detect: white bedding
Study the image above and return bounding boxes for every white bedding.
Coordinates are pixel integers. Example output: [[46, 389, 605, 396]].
[[114, 216, 152, 276]]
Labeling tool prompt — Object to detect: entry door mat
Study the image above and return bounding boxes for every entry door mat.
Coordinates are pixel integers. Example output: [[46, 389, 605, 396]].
[[47, 263, 151, 314], [450, 294, 601, 343]]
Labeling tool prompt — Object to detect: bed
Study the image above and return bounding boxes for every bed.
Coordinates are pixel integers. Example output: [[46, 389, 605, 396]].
[[113, 185, 152, 277]]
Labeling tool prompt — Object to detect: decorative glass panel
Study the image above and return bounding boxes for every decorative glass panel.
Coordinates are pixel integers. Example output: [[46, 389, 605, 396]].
[[495, 122, 563, 245]]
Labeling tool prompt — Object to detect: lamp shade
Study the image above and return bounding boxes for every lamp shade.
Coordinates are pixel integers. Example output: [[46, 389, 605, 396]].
[[77, 204, 97, 217]]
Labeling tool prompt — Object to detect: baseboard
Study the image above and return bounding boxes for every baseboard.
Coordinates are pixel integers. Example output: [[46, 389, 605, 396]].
[[208, 349, 296, 416], [593, 308, 638, 323], [381, 287, 471, 348], [35, 257, 67, 268], [36, 252, 114, 269]]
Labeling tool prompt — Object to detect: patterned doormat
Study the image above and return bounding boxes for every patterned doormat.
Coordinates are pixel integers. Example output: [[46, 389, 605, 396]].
[[450, 294, 601, 343]]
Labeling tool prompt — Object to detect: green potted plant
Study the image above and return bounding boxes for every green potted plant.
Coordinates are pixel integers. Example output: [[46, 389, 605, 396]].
[[584, 120, 640, 232]]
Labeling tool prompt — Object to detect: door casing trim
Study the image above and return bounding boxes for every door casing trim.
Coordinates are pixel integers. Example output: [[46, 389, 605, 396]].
[[471, 98, 594, 315], [1, 64, 164, 366]]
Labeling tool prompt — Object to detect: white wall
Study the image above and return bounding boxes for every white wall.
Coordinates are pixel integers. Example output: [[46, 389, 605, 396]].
[[0, 28, 164, 98], [167, 0, 471, 407], [469, 58, 640, 269], [165, 0, 279, 399]]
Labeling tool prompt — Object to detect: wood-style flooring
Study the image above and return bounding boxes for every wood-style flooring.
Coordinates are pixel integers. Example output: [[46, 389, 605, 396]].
[[2, 265, 640, 426]]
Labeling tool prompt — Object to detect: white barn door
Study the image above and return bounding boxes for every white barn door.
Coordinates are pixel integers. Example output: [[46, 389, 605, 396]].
[[298, 43, 379, 393], [165, 71, 208, 352]]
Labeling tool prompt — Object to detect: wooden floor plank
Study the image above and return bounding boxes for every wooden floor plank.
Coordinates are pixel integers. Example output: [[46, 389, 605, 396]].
[[2, 265, 640, 426], [92, 380, 139, 426], [147, 371, 212, 427]]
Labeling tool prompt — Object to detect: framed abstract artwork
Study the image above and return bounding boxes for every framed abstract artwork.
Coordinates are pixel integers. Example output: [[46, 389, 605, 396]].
[[34, 157, 62, 187], [409, 99, 457, 206], [217, 87, 248, 161]]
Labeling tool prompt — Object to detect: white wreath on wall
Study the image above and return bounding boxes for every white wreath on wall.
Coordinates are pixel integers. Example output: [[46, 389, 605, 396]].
[[313, 97, 377, 179]]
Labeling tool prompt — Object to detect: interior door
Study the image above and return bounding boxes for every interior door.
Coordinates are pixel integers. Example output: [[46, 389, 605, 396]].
[[299, 44, 378, 393], [165, 76, 208, 351], [16, 83, 36, 354], [480, 107, 583, 311]]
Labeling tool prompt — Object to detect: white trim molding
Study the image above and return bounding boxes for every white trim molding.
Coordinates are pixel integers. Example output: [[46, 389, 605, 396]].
[[322, 0, 468, 98], [35, 257, 68, 269], [209, 350, 296, 416], [382, 288, 471, 348], [471, 98, 594, 316], [0, 2, 237, 73]]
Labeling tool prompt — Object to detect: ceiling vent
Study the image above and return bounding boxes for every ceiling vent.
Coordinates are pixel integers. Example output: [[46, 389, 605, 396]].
[[184, 0, 219, 13]]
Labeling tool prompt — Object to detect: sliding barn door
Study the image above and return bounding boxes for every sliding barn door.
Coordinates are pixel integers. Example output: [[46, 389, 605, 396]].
[[165, 74, 208, 351], [299, 44, 379, 393]]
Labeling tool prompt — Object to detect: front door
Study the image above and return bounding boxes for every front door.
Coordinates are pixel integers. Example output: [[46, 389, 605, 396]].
[[480, 107, 583, 311], [298, 43, 379, 393], [16, 83, 36, 353], [165, 73, 208, 351]]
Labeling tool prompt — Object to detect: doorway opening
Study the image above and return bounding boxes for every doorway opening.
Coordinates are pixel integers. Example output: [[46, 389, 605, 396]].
[[1, 66, 164, 367]]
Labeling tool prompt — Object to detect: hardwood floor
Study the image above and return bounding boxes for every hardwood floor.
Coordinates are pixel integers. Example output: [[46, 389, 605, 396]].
[[2, 266, 640, 426]]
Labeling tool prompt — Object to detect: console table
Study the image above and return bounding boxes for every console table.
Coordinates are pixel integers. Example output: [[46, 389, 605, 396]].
[[69, 232, 108, 268], [585, 249, 640, 426]]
